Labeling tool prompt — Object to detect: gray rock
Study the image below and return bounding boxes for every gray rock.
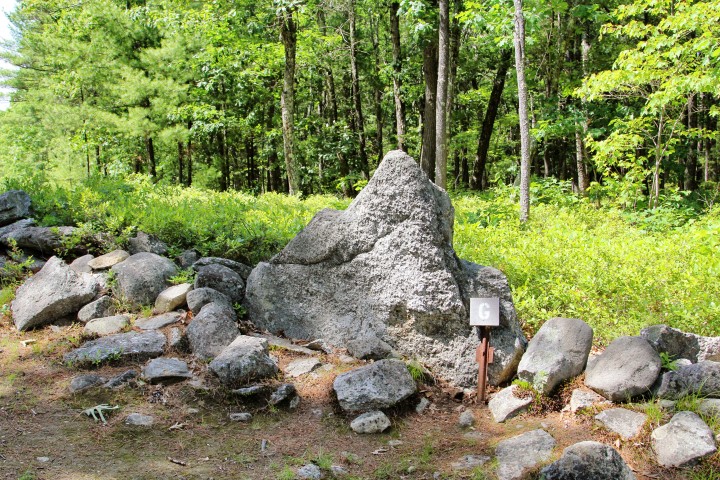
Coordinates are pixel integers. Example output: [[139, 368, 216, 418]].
[[84, 314, 130, 336], [63, 330, 166, 367], [12, 256, 99, 331], [416, 397, 431, 414], [186, 287, 232, 314], [69, 254, 94, 274], [651, 411, 717, 467], [496, 429, 556, 480], [285, 357, 322, 378], [193, 256, 252, 280], [488, 385, 533, 423], [269, 383, 298, 406], [110, 252, 177, 306], [540, 441, 636, 480], [103, 370, 137, 388], [194, 264, 244, 305], [128, 231, 168, 256], [0, 190, 31, 226], [87, 250, 129, 270], [249, 333, 316, 355], [229, 412, 252, 422], [0, 225, 76, 256], [167, 327, 185, 350], [569, 388, 610, 413], [77, 296, 115, 323], [232, 384, 273, 397], [208, 335, 278, 386], [142, 357, 192, 384], [125, 413, 154, 427], [458, 409, 475, 428], [297, 463, 323, 480], [641, 324, 720, 363], [244, 151, 526, 389], [153, 283, 192, 314], [306, 339, 333, 354], [656, 361, 720, 399], [186, 302, 239, 360], [658, 399, 677, 411], [135, 312, 182, 330], [69, 374, 106, 393], [517, 318, 593, 395], [697, 398, 720, 416], [585, 336, 661, 402], [177, 249, 200, 268], [350, 411, 391, 433], [451, 455, 490, 471], [595, 408, 647, 440], [333, 359, 417, 413], [347, 336, 392, 360], [330, 465, 349, 477]]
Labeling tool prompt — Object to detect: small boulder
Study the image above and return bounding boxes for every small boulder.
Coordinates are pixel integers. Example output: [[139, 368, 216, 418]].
[[69, 374, 106, 393], [208, 335, 278, 386], [296, 463, 323, 480], [488, 385, 533, 423], [186, 287, 232, 314], [77, 296, 115, 323], [346, 336, 393, 360], [87, 250, 129, 270], [12, 256, 99, 331], [641, 324, 720, 363], [350, 411, 391, 434], [0, 225, 76, 255], [651, 411, 717, 467], [585, 336, 661, 402], [103, 370, 137, 388], [0, 190, 32, 226], [656, 361, 720, 399], [176, 249, 200, 268], [194, 264, 244, 305], [517, 318, 593, 395], [69, 254, 94, 274], [697, 398, 720, 416], [229, 412, 252, 422], [269, 383, 299, 408], [595, 408, 647, 440], [135, 312, 182, 330], [333, 359, 417, 413], [110, 252, 177, 306], [186, 302, 239, 360], [451, 455, 490, 471], [496, 429, 556, 480], [569, 388, 610, 413], [83, 314, 130, 336], [125, 413, 155, 427], [168, 327, 185, 350], [193, 256, 252, 280], [154, 283, 192, 314], [540, 441, 636, 480], [458, 410, 475, 428], [142, 357, 192, 384], [64, 330, 165, 367], [285, 357, 322, 378], [128, 231, 168, 256]]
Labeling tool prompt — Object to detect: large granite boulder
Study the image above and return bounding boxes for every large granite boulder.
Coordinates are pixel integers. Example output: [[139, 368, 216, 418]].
[[517, 317, 593, 395], [110, 252, 177, 306], [0, 190, 31, 226], [333, 359, 417, 413], [0, 224, 76, 256], [245, 150, 526, 387], [641, 324, 720, 363], [11, 256, 99, 331]]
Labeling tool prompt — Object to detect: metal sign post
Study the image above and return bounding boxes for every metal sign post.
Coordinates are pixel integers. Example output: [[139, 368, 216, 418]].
[[470, 298, 500, 403]]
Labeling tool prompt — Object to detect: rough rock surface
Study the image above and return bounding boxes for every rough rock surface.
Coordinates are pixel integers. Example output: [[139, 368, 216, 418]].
[[125, 413, 154, 427], [296, 464, 323, 480], [269, 383, 299, 407], [451, 455, 490, 471], [208, 335, 278, 386], [177, 249, 200, 268], [77, 295, 115, 323], [656, 361, 720, 399], [12, 256, 99, 331], [193, 257, 252, 281], [0, 190, 32, 226], [103, 370, 137, 388], [585, 336, 661, 402], [154, 283, 192, 314], [0, 225, 76, 255], [69, 374, 106, 393], [350, 411, 391, 434], [333, 359, 417, 413], [110, 252, 177, 306], [641, 324, 720, 363], [569, 389, 610, 413], [186, 302, 239, 360], [186, 287, 232, 314], [458, 410, 475, 428], [142, 357, 192, 384], [285, 357, 321, 378], [697, 398, 720, 416], [595, 408, 647, 440], [83, 314, 130, 336], [229, 412, 252, 422], [128, 231, 168, 256], [488, 385, 533, 423], [496, 429, 556, 480], [245, 150, 525, 387], [135, 312, 182, 331], [651, 411, 717, 467], [194, 264, 244, 305], [87, 250, 129, 270], [64, 330, 166, 367], [69, 254, 94, 274], [517, 318, 593, 395], [540, 441, 636, 480]]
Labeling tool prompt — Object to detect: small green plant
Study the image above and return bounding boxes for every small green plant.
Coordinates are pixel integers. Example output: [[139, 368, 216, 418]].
[[17, 471, 37, 480], [276, 466, 295, 480], [643, 401, 664, 426], [659, 352, 679, 371], [0, 239, 37, 287], [406, 360, 431, 384], [168, 268, 195, 285], [233, 302, 247, 318], [313, 450, 333, 470]]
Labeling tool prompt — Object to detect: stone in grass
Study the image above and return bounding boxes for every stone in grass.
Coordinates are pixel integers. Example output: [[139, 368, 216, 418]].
[[296, 463, 323, 480], [69, 374, 106, 393], [135, 312, 182, 330], [656, 361, 720, 400], [488, 385, 533, 423], [128, 231, 168, 256], [269, 383, 299, 407], [651, 411, 717, 467], [458, 410, 475, 428], [595, 408, 648, 440], [83, 314, 130, 336], [232, 384, 274, 397], [87, 250, 130, 270], [284, 357, 322, 378], [77, 296, 115, 323], [496, 429, 556, 480], [229, 412, 252, 422], [208, 335, 278, 386], [103, 370, 137, 389], [142, 357, 192, 384], [125, 413, 155, 427], [333, 359, 417, 413], [64, 330, 166, 367], [697, 398, 720, 416], [451, 455, 490, 471], [186, 302, 239, 360], [569, 388, 610, 413], [153, 283, 193, 314], [350, 411, 391, 434], [540, 441, 636, 480]]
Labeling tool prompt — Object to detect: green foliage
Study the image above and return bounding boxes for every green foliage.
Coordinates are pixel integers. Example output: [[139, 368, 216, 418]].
[[0, 239, 37, 288], [168, 268, 195, 285], [659, 352, 678, 372], [405, 360, 431, 384]]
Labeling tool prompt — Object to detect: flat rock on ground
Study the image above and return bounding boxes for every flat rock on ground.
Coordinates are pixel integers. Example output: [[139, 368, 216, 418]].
[[569, 388, 610, 413], [110, 252, 177, 306], [87, 250, 129, 270], [350, 411, 391, 434], [83, 314, 130, 336], [656, 361, 720, 399], [284, 357, 322, 378], [186, 302, 239, 360], [488, 385, 533, 423], [64, 330, 166, 367], [451, 455, 490, 471], [77, 296, 115, 323], [142, 357, 192, 384], [496, 429, 556, 480], [69, 374, 106, 393], [154, 283, 192, 313], [135, 312, 182, 330], [540, 441, 636, 480], [333, 359, 417, 413], [651, 411, 717, 467], [208, 335, 278, 386], [595, 408, 647, 440], [125, 413, 155, 427], [269, 383, 299, 407]]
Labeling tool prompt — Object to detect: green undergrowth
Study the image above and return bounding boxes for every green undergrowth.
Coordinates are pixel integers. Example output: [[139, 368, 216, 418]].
[[2, 174, 719, 342]]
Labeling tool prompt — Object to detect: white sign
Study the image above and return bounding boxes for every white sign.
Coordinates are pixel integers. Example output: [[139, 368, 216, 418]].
[[470, 297, 500, 326]]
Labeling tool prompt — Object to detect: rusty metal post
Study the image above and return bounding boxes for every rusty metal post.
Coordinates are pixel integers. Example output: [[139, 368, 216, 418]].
[[476, 326, 490, 403]]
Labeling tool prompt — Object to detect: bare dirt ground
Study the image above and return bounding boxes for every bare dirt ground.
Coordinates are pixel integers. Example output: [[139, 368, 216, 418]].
[[1, 318, 718, 480]]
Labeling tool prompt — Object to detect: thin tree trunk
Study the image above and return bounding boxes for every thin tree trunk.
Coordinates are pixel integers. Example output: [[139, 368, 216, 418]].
[[421, 40, 438, 180], [349, 0, 369, 177], [575, 130, 589, 192], [685, 94, 698, 191], [146, 136, 157, 179], [434, 0, 450, 189], [187, 122, 193, 187], [513, 0, 531, 222], [371, 16, 383, 166], [279, 7, 300, 194], [389, 2, 406, 151], [178, 141, 184, 185]]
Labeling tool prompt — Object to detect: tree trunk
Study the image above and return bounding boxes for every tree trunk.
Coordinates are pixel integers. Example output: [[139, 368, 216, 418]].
[[178, 141, 184, 185], [279, 7, 300, 195], [685, 94, 698, 191], [371, 16, 383, 166], [513, 0, 531, 222], [471, 49, 511, 190], [575, 130, 589, 192], [146, 136, 157, 179], [349, 0, 369, 178], [389, 2, 406, 151], [187, 122, 193, 187], [421, 40, 438, 180], [434, 0, 450, 189]]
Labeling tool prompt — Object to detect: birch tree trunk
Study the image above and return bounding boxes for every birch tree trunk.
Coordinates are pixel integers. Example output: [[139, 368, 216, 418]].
[[513, 0, 531, 222]]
